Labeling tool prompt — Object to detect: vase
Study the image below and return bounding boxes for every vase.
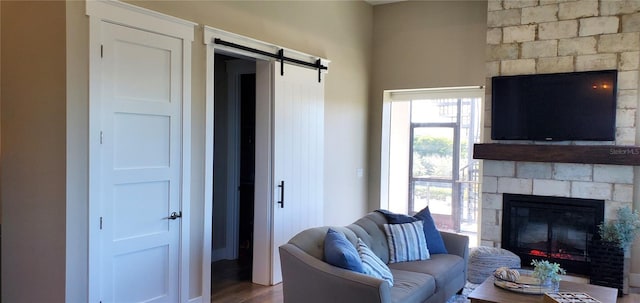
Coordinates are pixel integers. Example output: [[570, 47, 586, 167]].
[[541, 278, 559, 292]]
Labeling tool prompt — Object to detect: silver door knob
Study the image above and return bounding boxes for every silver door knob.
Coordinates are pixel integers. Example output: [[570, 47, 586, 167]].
[[168, 211, 182, 220]]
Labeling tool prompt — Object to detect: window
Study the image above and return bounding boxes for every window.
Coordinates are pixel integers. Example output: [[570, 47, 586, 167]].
[[381, 87, 483, 244]]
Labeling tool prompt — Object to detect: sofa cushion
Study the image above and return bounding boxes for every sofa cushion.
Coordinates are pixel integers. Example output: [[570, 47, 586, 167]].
[[383, 221, 430, 263], [357, 238, 394, 287], [288, 226, 328, 260], [350, 212, 390, 263], [324, 229, 364, 273], [388, 254, 465, 292], [389, 269, 436, 303], [288, 226, 358, 261], [414, 206, 448, 254]]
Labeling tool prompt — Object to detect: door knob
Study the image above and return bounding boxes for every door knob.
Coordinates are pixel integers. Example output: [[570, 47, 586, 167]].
[[168, 211, 182, 220]]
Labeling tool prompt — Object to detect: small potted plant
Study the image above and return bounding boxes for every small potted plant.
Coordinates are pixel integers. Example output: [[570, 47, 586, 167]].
[[591, 206, 640, 296], [531, 259, 565, 290], [597, 206, 640, 251]]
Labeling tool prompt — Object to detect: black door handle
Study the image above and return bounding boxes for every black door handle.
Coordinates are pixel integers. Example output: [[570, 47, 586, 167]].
[[277, 181, 285, 208]]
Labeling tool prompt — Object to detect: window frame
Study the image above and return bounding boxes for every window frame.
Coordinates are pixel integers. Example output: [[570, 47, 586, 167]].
[[380, 87, 484, 216]]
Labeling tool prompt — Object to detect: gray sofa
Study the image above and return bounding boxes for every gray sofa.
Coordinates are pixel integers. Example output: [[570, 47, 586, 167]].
[[279, 211, 469, 303]]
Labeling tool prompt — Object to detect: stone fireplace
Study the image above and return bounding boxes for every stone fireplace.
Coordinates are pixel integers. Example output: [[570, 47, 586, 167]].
[[477, 157, 636, 295], [478, 159, 633, 291], [480, 0, 640, 292], [501, 193, 604, 276], [479, 159, 633, 248]]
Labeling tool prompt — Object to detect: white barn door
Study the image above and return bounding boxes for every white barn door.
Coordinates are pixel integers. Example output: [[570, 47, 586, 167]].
[[271, 62, 324, 283]]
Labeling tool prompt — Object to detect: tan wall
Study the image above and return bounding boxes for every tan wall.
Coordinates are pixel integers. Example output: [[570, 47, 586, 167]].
[[368, 1, 488, 211], [62, 0, 373, 300], [1, 2, 67, 302]]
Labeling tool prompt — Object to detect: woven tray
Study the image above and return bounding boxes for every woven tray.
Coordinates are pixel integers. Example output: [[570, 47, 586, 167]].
[[493, 271, 556, 295]]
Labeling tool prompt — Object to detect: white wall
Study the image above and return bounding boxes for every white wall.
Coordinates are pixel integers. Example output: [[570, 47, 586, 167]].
[[388, 100, 410, 214]]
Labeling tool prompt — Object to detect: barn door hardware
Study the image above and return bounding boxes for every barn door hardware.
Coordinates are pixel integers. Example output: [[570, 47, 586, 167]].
[[213, 38, 328, 82]]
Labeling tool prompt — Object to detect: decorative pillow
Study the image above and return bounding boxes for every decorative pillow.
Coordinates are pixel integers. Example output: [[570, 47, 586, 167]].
[[324, 229, 364, 273], [383, 221, 430, 263], [356, 238, 394, 287], [414, 206, 448, 254], [375, 209, 418, 224]]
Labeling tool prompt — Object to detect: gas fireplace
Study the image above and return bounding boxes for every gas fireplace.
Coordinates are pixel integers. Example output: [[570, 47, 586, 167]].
[[501, 194, 604, 276]]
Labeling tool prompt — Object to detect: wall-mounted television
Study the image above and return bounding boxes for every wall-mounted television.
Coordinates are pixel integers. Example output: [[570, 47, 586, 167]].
[[491, 70, 617, 141]]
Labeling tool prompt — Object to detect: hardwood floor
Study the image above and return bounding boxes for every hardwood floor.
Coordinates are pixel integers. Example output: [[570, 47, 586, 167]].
[[211, 283, 637, 303], [619, 292, 640, 303], [211, 281, 283, 303], [211, 259, 283, 303], [211, 260, 639, 303]]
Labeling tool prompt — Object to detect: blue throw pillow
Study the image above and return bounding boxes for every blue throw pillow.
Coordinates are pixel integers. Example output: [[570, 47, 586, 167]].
[[324, 229, 364, 273], [376, 209, 418, 224], [357, 238, 394, 287], [413, 206, 448, 254], [383, 221, 430, 263]]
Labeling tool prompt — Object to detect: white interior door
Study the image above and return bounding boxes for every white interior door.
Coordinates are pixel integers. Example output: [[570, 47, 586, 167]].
[[271, 62, 324, 283], [98, 22, 183, 303]]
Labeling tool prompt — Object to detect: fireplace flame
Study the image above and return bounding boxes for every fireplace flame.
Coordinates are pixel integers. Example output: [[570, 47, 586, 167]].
[[528, 249, 587, 262]]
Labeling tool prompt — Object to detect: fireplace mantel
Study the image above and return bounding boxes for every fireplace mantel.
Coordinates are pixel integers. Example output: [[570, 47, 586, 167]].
[[473, 143, 640, 166]]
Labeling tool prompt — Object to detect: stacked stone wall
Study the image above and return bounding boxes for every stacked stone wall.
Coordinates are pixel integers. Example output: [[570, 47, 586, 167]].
[[482, 0, 640, 292]]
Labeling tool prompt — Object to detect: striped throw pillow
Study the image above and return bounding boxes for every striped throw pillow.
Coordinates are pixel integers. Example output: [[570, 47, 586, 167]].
[[383, 221, 430, 263], [356, 238, 394, 287]]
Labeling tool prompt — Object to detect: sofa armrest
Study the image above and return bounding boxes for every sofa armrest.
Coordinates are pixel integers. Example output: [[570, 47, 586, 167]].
[[440, 231, 469, 262], [279, 243, 391, 303]]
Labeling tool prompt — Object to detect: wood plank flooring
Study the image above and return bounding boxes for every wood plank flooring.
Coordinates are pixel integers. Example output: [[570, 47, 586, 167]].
[[211, 259, 283, 303], [619, 291, 640, 303], [211, 260, 639, 303], [212, 281, 283, 303], [211, 283, 637, 303]]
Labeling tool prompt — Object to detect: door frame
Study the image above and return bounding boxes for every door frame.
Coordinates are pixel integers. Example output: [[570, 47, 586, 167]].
[[203, 26, 329, 299], [86, 2, 195, 302]]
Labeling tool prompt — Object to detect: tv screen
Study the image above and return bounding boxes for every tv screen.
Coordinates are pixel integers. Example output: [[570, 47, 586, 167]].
[[491, 70, 617, 141]]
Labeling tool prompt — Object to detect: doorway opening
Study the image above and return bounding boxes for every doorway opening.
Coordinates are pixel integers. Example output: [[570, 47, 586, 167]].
[[211, 54, 257, 293]]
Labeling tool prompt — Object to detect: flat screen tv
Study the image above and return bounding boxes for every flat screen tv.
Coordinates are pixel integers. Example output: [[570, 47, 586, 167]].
[[491, 70, 617, 141]]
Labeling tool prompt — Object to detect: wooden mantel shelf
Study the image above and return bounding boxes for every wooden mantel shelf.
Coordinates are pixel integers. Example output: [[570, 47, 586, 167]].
[[473, 143, 640, 166]]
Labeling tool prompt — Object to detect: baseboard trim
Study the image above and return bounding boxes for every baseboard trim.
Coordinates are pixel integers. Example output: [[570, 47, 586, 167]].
[[188, 296, 203, 303], [630, 273, 640, 288]]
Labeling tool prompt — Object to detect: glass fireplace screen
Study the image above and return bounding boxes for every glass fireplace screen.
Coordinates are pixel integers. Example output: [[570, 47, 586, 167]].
[[501, 194, 604, 275]]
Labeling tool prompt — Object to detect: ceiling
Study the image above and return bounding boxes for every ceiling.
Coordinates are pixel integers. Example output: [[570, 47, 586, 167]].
[[364, 0, 407, 6]]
